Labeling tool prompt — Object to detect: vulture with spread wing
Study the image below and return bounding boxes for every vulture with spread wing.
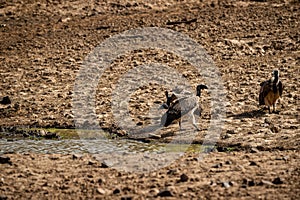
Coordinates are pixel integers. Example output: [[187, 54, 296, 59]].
[[161, 84, 208, 130]]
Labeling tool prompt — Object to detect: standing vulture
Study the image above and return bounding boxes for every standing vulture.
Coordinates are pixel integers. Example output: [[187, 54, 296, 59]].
[[160, 84, 208, 130], [259, 69, 283, 113]]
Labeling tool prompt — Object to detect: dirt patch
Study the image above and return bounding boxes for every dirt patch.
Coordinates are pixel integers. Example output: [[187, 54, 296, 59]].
[[0, 151, 299, 199]]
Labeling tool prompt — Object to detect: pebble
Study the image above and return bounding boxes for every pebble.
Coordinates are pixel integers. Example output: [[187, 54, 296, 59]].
[[179, 173, 189, 182], [258, 180, 273, 186], [225, 160, 232, 165], [87, 160, 96, 165], [148, 133, 161, 139], [113, 188, 121, 194], [212, 163, 223, 168], [0, 96, 11, 105], [72, 154, 83, 160], [249, 161, 258, 166], [250, 147, 259, 153], [157, 190, 173, 197], [272, 177, 284, 185], [96, 188, 106, 194], [0, 156, 12, 165], [100, 162, 109, 168], [226, 129, 237, 134], [222, 181, 231, 188], [149, 188, 159, 194], [242, 178, 255, 187]]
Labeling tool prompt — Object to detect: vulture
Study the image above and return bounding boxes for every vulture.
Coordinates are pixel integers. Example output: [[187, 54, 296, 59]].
[[259, 69, 283, 113], [160, 84, 208, 130]]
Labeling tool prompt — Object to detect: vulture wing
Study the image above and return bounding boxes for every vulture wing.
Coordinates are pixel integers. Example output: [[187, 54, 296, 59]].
[[160, 96, 198, 127], [259, 80, 271, 105]]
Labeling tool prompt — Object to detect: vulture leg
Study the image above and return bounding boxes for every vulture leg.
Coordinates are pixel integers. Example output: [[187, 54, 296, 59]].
[[272, 104, 280, 114], [191, 106, 200, 131], [178, 120, 182, 130]]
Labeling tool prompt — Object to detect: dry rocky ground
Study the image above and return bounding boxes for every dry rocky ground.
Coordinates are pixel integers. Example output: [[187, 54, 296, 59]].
[[0, 0, 299, 199]]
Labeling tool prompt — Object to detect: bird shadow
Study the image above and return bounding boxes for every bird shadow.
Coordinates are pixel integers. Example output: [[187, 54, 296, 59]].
[[227, 109, 266, 119]]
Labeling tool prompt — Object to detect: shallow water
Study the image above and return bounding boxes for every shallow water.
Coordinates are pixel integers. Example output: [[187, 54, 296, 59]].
[[0, 129, 207, 154], [0, 139, 208, 154], [0, 138, 167, 154]]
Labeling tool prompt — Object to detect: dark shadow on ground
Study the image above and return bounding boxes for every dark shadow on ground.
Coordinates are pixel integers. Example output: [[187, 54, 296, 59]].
[[228, 109, 266, 119]]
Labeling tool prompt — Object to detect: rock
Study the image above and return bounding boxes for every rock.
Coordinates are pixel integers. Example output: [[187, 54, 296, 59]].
[[179, 173, 189, 182], [224, 102, 232, 107], [97, 178, 105, 184], [113, 188, 121, 194], [258, 180, 273, 186], [100, 162, 109, 168], [88, 160, 96, 165], [225, 160, 232, 165], [61, 17, 71, 23], [226, 129, 236, 134], [0, 96, 11, 105], [212, 163, 223, 168], [224, 133, 232, 139], [96, 188, 106, 194], [222, 181, 231, 188], [249, 161, 258, 166], [272, 177, 284, 185], [157, 190, 173, 197], [0, 156, 12, 165], [136, 121, 143, 126], [250, 147, 259, 153], [210, 180, 217, 186], [149, 188, 160, 194], [40, 129, 47, 136], [283, 156, 289, 161], [0, 177, 4, 185], [242, 178, 255, 187], [72, 154, 83, 160], [248, 180, 255, 187], [148, 133, 161, 139]]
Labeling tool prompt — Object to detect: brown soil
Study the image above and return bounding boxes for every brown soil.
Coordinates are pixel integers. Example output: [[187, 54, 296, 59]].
[[0, 0, 299, 199]]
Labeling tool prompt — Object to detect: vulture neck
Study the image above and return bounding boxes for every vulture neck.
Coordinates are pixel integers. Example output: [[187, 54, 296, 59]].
[[196, 90, 201, 97], [273, 74, 279, 84], [272, 74, 279, 92], [272, 75, 279, 85]]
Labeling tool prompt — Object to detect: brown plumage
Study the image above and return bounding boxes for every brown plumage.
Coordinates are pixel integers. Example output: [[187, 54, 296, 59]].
[[259, 70, 283, 113], [160, 84, 208, 130]]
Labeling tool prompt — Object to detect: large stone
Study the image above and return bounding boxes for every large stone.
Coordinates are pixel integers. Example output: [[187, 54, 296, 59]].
[[0, 96, 11, 105]]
